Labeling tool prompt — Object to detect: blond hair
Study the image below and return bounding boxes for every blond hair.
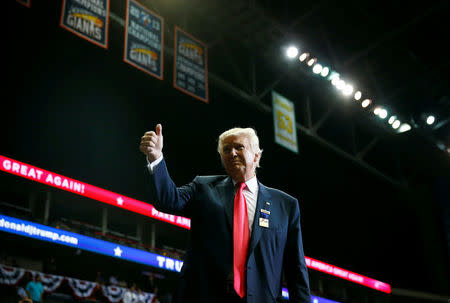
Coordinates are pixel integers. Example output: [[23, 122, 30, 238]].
[[217, 127, 263, 167]]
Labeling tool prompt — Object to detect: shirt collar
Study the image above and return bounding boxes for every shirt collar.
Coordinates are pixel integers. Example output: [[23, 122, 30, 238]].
[[232, 175, 258, 194]]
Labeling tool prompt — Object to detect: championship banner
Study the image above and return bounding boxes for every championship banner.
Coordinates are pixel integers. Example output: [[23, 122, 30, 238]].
[[16, 0, 31, 8], [124, 0, 164, 79], [272, 91, 298, 153], [173, 26, 209, 103], [60, 0, 110, 49]]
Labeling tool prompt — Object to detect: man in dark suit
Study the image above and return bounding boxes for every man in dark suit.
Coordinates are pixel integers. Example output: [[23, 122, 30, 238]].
[[140, 124, 310, 303]]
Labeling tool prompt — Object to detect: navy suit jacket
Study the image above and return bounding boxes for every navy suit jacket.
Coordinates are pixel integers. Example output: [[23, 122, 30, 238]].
[[148, 159, 311, 303]]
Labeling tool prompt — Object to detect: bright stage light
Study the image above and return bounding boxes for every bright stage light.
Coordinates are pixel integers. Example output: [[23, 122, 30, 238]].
[[426, 115, 435, 125], [398, 123, 411, 132], [286, 46, 299, 58], [312, 64, 323, 74], [354, 91, 362, 100], [320, 67, 329, 77], [361, 99, 371, 108], [336, 79, 345, 90], [379, 108, 388, 119], [331, 77, 340, 86], [343, 84, 353, 96], [388, 116, 397, 124], [299, 52, 309, 62], [307, 58, 317, 66], [392, 120, 401, 129]]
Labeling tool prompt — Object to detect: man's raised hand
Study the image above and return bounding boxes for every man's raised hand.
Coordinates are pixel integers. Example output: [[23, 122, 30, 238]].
[[140, 124, 163, 162]]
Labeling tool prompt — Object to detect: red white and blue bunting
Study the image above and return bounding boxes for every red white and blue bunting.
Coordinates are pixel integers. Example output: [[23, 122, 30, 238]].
[[39, 272, 65, 292], [101, 285, 126, 303], [0, 265, 25, 285], [67, 278, 97, 298], [0, 264, 156, 302]]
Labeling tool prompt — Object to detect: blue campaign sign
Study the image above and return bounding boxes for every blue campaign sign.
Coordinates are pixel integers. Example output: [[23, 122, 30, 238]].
[[173, 26, 209, 103], [0, 214, 183, 273], [124, 0, 164, 79]]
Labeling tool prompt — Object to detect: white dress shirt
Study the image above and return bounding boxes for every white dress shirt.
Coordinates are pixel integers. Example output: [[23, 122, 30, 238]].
[[147, 155, 259, 234], [232, 176, 258, 234]]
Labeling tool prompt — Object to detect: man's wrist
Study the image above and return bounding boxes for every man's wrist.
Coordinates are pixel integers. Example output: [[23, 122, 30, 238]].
[[147, 154, 164, 173]]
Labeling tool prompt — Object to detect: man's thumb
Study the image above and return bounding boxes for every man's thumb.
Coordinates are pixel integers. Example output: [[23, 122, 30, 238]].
[[156, 124, 162, 136]]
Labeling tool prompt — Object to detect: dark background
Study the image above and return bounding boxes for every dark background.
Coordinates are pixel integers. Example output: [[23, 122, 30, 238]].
[[4, 0, 449, 298]]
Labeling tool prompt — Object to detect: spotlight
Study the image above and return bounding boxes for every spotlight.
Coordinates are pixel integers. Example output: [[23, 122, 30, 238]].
[[320, 67, 330, 77], [392, 120, 400, 129], [312, 64, 322, 74], [331, 77, 340, 86], [388, 116, 397, 124], [336, 79, 346, 90], [379, 109, 388, 119], [299, 52, 309, 62], [343, 84, 353, 96], [426, 115, 435, 125], [286, 46, 299, 59], [354, 91, 362, 100], [374, 107, 381, 115], [361, 99, 371, 108], [307, 58, 317, 66], [398, 123, 411, 133], [328, 71, 340, 81]]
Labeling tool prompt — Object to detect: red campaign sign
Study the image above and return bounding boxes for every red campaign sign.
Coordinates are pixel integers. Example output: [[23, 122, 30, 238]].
[[0, 155, 190, 229], [305, 257, 391, 293]]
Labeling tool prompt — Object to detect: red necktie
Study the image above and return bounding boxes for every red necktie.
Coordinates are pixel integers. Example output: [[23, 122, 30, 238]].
[[233, 182, 250, 298]]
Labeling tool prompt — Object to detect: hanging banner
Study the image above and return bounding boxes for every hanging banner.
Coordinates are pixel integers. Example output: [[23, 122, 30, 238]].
[[173, 26, 209, 103], [101, 285, 126, 303], [0, 265, 25, 285], [124, 0, 164, 79], [16, 0, 31, 8], [38, 273, 65, 293], [60, 0, 110, 49], [67, 278, 97, 299], [272, 91, 298, 153]]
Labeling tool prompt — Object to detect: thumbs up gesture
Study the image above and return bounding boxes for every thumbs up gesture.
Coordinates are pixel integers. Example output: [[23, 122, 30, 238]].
[[140, 124, 164, 162]]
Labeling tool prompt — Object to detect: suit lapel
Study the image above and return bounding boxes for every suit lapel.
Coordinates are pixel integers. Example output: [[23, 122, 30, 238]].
[[215, 177, 235, 232], [248, 182, 272, 256]]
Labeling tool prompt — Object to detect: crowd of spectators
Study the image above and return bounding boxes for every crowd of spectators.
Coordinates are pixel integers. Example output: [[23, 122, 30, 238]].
[[1, 252, 173, 303]]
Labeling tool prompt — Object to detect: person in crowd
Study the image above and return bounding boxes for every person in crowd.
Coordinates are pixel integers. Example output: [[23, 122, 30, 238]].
[[140, 125, 311, 303], [123, 283, 137, 303], [17, 273, 33, 303], [136, 288, 146, 303], [25, 274, 44, 303]]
